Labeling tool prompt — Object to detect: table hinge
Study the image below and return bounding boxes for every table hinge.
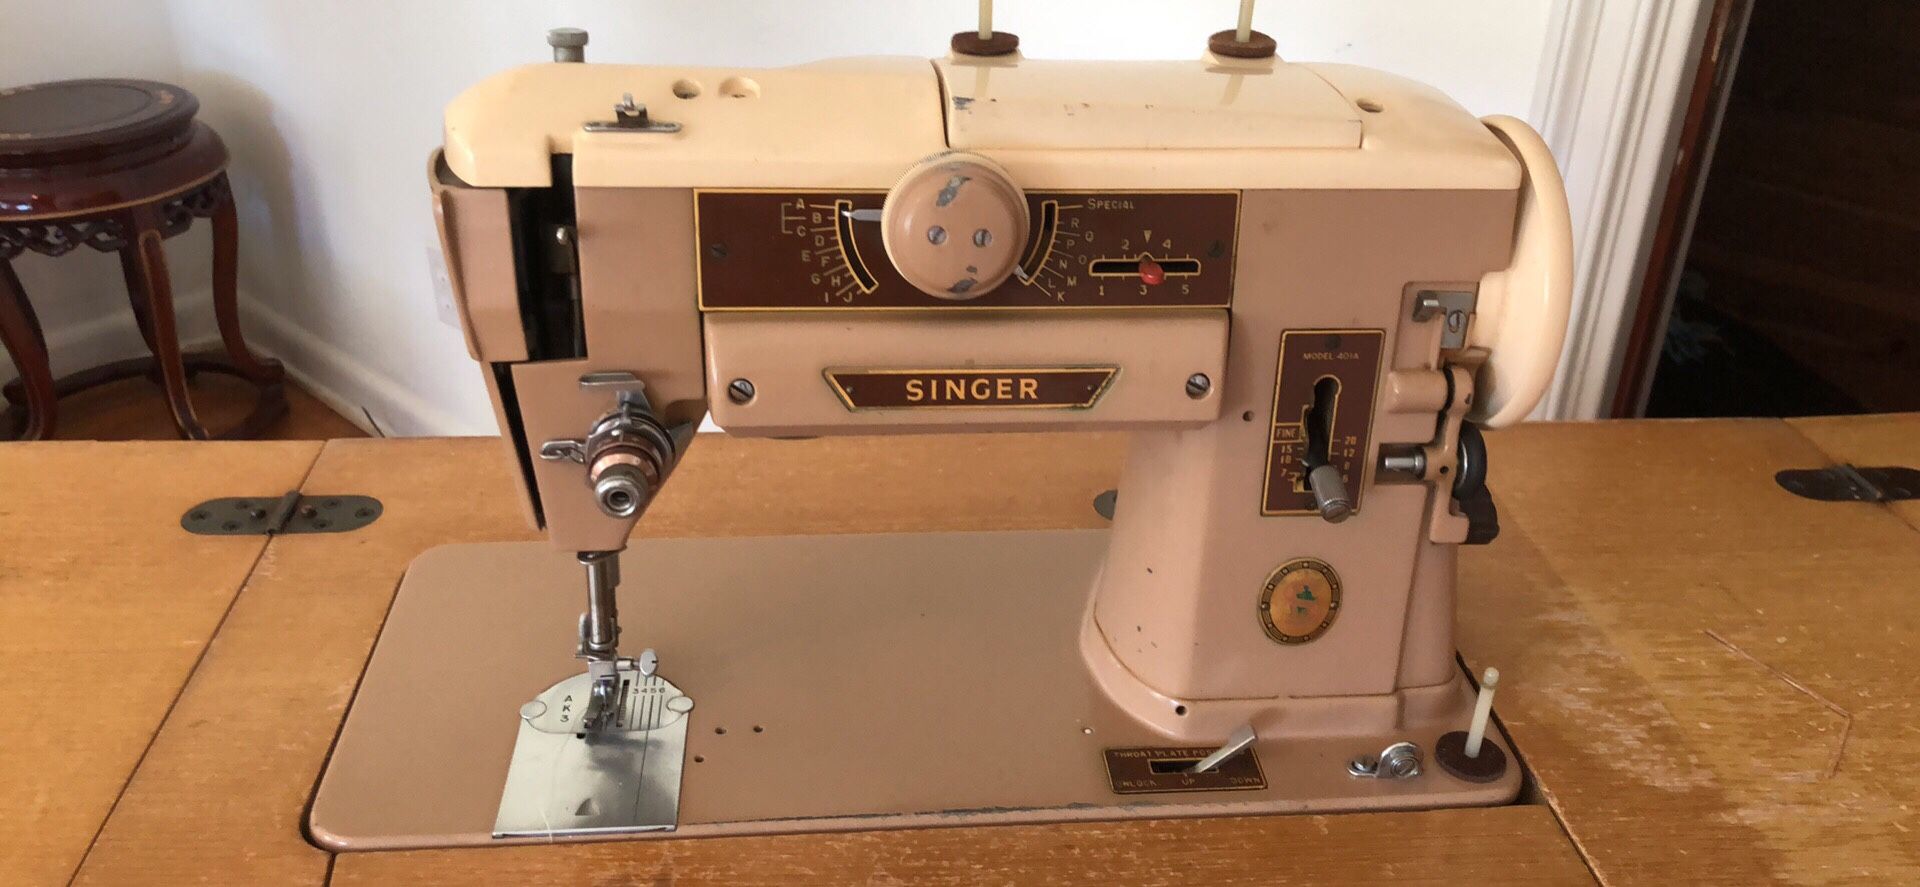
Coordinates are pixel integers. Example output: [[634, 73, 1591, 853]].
[[1775, 465, 1919, 503], [180, 490, 383, 536]]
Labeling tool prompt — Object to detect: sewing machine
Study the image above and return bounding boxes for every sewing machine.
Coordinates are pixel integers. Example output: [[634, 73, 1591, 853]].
[[310, 6, 1572, 849]]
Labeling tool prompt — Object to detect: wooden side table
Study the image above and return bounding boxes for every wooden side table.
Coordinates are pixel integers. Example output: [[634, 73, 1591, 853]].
[[0, 78, 286, 440]]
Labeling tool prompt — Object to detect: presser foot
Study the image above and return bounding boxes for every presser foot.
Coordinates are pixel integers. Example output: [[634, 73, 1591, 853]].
[[493, 660, 693, 839], [579, 648, 658, 731]]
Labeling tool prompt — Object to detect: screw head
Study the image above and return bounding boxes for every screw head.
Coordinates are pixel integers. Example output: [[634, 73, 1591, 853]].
[[727, 378, 756, 404], [1185, 373, 1212, 399]]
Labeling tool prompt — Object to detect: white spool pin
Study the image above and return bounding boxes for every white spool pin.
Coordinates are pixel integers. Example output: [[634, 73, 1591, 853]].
[[1463, 666, 1500, 758]]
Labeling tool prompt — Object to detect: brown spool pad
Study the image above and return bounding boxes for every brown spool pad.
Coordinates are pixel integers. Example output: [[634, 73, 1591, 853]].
[[951, 30, 1020, 56], [1435, 730, 1508, 783], [1208, 29, 1277, 59]]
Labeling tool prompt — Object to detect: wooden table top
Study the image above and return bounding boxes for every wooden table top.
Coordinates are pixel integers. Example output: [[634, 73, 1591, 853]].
[[4, 415, 1917, 886]]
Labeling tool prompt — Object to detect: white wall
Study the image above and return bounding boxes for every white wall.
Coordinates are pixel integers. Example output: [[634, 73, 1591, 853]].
[[0, 2, 219, 389], [10, 1, 1562, 434]]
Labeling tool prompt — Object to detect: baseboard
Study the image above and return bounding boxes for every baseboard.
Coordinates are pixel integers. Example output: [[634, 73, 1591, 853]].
[[235, 294, 485, 437], [0, 288, 486, 438], [258, 338, 384, 438], [1, 289, 217, 387]]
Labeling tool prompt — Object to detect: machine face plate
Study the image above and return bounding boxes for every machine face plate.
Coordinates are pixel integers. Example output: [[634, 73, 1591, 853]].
[[493, 669, 691, 838], [693, 190, 1239, 310], [309, 533, 1521, 850]]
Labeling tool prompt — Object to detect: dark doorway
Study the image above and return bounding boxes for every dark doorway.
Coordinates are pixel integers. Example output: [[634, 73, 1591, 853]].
[[1624, 2, 1920, 418]]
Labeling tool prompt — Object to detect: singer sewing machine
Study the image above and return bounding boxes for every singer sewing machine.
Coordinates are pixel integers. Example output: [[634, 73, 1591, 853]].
[[309, 11, 1572, 850]]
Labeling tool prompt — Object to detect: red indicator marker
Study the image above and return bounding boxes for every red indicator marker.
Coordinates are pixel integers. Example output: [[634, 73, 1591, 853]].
[[1138, 257, 1165, 285]]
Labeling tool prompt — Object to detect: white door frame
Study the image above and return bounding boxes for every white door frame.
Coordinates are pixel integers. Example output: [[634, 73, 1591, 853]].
[[1529, 0, 1716, 420]]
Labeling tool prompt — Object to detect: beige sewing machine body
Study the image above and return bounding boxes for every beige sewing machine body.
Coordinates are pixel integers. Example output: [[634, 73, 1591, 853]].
[[310, 17, 1572, 849]]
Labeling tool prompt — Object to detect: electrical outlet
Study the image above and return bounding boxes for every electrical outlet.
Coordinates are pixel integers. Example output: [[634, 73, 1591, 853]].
[[426, 242, 459, 328]]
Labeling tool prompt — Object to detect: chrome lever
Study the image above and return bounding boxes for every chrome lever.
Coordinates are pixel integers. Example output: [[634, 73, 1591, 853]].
[[1188, 724, 1258, 774]]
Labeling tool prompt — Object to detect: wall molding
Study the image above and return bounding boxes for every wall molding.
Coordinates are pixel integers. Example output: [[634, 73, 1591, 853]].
[[236, 293, 481, 437], [1, 289, 215, 387], [1530, 0, 1714, 419], [0, 286, 417, 439], [0, 286, 503, 439]]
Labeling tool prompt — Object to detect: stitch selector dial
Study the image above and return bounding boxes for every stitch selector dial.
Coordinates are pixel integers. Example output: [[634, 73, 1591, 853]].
[[881, 152, 1029, 299], [692, 188, 1236, 308]]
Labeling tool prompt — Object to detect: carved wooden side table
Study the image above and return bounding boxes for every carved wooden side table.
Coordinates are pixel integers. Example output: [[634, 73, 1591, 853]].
[[0, 79, 286, 440]]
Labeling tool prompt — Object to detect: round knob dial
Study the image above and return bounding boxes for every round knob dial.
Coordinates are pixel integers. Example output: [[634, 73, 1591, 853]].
[[880, 153, 1029, 299]]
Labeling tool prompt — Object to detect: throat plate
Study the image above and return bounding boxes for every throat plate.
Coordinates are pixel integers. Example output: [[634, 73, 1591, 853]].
[[493, 668, 692, 838]]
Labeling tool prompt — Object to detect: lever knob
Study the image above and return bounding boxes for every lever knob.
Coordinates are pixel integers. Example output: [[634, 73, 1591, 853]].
[[1307, 464, 1353, 523], [881, 152, 1029, 299]]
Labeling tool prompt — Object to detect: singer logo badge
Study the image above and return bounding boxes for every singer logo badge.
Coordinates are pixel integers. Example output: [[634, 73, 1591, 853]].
[[1259, 557, 1342, 645], [824, 367, 1118, 411]]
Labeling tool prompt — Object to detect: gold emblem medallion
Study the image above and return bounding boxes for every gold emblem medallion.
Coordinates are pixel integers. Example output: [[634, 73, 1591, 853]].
[[1258, 558, 1341, 644]]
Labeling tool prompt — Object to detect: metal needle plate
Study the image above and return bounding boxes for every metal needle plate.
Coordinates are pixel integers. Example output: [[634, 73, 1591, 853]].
[[494, 666, 693, 838]]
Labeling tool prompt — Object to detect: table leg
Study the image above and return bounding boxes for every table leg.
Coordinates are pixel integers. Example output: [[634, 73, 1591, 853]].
[[116, 246, 168, 385], [118, 247, 160, 354], [209, 174, 283, 385], [126, 224, 210, 440], [0, 258, 58, 440]]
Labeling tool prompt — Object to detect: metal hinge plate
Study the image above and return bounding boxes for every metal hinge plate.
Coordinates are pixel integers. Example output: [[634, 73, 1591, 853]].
[[181, 491, 383, 536], [1775, 465, 1919, 503]]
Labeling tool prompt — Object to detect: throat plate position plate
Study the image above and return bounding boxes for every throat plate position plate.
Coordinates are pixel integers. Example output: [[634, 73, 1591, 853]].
[[1104, 745, 1267, 794]]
